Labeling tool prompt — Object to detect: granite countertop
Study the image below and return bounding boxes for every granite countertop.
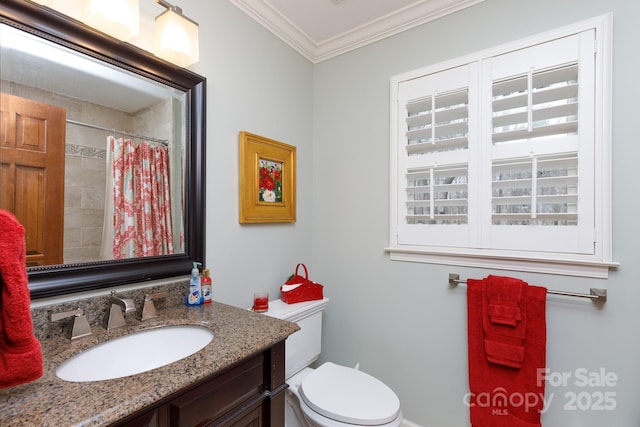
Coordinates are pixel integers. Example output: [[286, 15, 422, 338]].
[[0, 300, 299, 427]]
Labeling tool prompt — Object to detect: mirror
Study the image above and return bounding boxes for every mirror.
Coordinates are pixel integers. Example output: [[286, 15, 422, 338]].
[[2, 23, 187, 265], [1, 1, 205, 299]]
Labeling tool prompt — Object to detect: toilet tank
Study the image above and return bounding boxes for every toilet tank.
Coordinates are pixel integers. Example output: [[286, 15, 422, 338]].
[[264, 298, 329, 379]]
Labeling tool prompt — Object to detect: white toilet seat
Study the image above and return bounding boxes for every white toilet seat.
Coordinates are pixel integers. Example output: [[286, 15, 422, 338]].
[[296, 362, 402, 427]]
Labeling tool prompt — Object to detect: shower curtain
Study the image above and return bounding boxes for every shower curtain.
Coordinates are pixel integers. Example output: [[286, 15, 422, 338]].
[[101, 136, 174, 259]]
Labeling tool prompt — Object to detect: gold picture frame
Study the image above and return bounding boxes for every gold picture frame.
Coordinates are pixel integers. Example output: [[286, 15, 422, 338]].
[[239, 131, 296, 223]]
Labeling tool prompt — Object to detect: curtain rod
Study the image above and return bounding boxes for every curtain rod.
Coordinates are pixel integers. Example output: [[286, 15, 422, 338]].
[[66, 119, 169, 146], [448, 273, 607, 302]]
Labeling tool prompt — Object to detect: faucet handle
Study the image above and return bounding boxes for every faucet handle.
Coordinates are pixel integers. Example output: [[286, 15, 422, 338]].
[[51, 309, 92, 340], [51, 309, 82, 322], [140, 292, 168, 321]]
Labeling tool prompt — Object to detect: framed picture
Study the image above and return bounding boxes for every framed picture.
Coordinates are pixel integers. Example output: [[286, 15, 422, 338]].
[[239, 131, 296, 223]]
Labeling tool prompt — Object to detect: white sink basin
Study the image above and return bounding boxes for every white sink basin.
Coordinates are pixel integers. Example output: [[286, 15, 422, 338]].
[[56, 325, 214, 382]]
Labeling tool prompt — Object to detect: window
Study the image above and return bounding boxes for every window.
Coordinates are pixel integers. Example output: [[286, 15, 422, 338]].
[[388, 15, 616, 278]]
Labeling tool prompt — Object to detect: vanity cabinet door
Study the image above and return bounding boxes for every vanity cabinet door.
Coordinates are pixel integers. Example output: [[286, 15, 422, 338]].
[[169, 355, 265, 426], [110, 341, 286, 427], [219, 404, 263, 427]]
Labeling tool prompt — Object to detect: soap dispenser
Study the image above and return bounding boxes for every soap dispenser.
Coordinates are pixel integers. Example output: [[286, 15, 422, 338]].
[[186, 262, 203, 306], [201, 269, 212, 304]]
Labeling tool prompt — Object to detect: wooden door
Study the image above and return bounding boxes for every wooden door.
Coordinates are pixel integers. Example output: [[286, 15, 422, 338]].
[[0, 93, 66, 266]]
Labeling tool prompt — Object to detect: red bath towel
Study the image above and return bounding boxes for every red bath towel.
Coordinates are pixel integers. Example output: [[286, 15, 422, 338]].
[[467, 277, 547, 427], [0, 209, 43, 388]]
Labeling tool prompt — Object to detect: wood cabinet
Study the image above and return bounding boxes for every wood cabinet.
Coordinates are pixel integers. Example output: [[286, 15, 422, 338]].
[[111, 341, 287, 427]]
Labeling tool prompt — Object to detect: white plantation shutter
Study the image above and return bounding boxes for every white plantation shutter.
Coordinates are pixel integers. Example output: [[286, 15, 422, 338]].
[[389, 17, 612, 274], [491, 64, 579, 144], [396, 64, 476, 247], [491, 155, 579, 226], [406, 90, 470, 155], [484, 31, 595, 254], [405, 165, 468, 224]]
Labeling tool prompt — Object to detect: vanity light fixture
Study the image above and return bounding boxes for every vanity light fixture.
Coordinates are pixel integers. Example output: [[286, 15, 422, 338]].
[[30, 0, 198, 68], [153, 0, 199, 67], [84, 0, 140, 41]]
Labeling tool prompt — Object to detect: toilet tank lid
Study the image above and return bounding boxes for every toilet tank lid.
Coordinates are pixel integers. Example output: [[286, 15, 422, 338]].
[[263, 298, 329, 322]]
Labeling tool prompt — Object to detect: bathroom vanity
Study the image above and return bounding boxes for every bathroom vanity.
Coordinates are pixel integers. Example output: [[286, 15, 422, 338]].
[[0, 298, 298, 427], [114, 342, 286, 427]]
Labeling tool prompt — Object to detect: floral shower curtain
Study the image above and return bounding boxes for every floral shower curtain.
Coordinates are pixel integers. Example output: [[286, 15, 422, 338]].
[[103, 136, 174, 259]]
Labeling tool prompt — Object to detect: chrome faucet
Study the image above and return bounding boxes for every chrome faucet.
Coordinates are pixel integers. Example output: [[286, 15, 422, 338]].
[[105, 291, 136, 330]]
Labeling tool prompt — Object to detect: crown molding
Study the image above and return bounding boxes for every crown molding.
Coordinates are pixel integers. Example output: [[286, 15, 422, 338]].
[[229, 0, 486, 63]]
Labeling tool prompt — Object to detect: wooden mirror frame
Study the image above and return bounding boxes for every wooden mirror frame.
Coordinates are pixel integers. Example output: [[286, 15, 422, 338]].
[[1, 0, 206, 299]]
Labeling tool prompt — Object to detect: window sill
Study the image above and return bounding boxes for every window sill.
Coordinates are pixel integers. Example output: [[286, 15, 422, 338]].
[[385, 246, 619, 279]]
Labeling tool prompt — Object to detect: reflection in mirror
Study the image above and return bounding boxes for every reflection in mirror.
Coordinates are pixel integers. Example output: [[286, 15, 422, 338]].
[[1, 23, 186, 265], [0, 0, 205, 298]]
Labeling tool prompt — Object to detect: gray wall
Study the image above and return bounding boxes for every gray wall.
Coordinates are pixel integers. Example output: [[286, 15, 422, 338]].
[[185, 0, 315, 305], [312, 0, 640, 426]]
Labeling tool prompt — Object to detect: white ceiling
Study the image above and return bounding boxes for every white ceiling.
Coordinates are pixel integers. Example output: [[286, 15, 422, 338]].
[[229, 0, 486, 63]]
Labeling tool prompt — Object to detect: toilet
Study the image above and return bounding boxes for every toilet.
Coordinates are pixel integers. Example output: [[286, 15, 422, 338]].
[[264, 298, 403, 427]]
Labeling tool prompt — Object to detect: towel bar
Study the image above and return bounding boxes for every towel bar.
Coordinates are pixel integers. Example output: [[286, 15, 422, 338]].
[[448, 273, 607, 302]]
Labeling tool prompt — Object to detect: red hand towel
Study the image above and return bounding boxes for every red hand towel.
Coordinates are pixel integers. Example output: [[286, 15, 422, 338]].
[[0, 209, 43, 388], [486, 275, 525, 326], [468, 278, 547, 427], [482, 276, 527, 368]]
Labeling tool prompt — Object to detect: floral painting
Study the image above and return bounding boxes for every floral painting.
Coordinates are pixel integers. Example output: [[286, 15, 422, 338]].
[[239, 131, 296, 223], [259, 159, 283, 203]]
